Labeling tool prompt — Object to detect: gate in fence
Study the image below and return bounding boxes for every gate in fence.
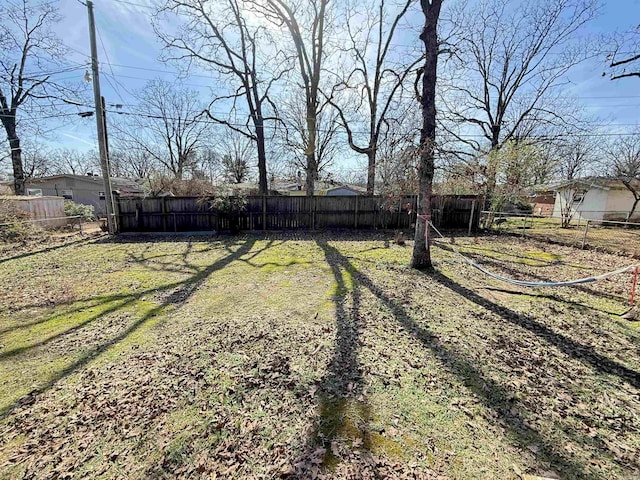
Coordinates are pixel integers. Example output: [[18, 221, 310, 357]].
[[116, 195, 480, 233]]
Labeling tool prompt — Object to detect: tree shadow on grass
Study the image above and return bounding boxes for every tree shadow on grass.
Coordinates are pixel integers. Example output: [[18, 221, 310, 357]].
[[436, 243, 627, 303], [308, 243, 623, 479], [478, 286, 623, 316], [0, 236, 95, 265], [0, 237, 258, 419], [292, 238, 371, 474], [429, 271, 640, 390]]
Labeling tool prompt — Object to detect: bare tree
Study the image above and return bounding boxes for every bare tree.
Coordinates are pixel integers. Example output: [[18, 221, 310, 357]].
[[557, 135, 598, 181], [253, 0, 330, 196], [220, 131, 254, 184], [113, 79, 210, 179], [0, 0, 78, 194], [607, 25, 640, 81], [326, 0, 422, 194], [605, 133, 640, 220], [21, 140, 53, 179], [411, 0, 443, 270], [45, 148, 99, 176], [376, 113, 420, 196], [194, 147, 223, 184], [441, 0, 598, 198], [279, 90, 340, 182], [156, 0, 286, 194], [109, 149, 155, 179]]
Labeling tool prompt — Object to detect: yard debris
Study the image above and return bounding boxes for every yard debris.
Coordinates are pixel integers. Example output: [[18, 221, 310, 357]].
[[0, 233, 638, 478]]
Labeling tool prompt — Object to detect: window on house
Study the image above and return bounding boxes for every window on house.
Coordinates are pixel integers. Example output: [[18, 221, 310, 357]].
[[573, 193, 584, 203], [61, 189, 73, 200], [98, 191, 105, 200], [26, 188, 42, 197]]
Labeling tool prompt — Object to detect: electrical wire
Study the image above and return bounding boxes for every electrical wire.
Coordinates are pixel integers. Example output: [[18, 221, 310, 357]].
[[96, 25, 133, 102], [103, 108, 639, 137]]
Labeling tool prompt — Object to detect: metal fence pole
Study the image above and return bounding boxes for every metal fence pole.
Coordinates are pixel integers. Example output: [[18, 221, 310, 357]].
[[468, 200, 476, 236], [581, 220, 590, 249]]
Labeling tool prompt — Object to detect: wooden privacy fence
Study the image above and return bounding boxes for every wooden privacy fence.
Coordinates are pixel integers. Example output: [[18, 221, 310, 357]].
[[116, 195, 480, 233]]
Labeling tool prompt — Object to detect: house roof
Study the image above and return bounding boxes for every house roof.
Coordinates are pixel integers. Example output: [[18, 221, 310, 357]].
[[324, 185, 367, 195], [552, 176, 640, 191], [26, 174, 145, 193]]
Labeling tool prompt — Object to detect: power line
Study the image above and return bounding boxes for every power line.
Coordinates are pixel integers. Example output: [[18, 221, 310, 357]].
[[110, 0, 158, 9], [104, 108, 639, 137], [96, 24, 132, 103], [95, 62, 640, 102]]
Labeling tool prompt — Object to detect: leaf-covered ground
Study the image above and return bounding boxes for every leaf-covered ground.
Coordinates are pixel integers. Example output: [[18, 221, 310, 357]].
[[493, 217, 640, 257], [0, 232, 638, 479]]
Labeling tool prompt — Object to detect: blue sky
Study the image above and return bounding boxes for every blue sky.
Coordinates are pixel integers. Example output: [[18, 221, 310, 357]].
[[20, 0, 640, 171]]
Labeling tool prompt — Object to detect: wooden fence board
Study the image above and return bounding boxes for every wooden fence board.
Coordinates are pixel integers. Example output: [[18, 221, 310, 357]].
[[116, 195, 480, 233]]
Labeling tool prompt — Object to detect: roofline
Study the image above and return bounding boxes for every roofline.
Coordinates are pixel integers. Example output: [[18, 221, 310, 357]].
[[552, 179, 611, 191]]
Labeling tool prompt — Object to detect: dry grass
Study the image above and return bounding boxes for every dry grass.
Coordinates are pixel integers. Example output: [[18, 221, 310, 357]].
[[0, 232, 638, 479], [494, 217, 640, 257]]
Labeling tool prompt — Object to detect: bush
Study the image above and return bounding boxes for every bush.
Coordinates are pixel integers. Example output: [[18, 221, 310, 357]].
[[64, 201, 95, 220], [0, 199, 42, 243], [208, 195, 247, 214], [204, 194, 247, 234]]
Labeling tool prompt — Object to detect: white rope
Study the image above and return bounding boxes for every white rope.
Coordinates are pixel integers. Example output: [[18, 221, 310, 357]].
[[428, 221, 639, 287]]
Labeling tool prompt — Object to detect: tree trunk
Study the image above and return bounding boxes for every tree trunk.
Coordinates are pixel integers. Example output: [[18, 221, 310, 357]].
[[256, 120, 268, 195], [411, 0, 442, 270], [9, 129, 25, 196], [366, 149, 376, 195], [305, 153, 316, 196], [627, 195, 640, 223], [483, 127, 502, 209], [305, 110, 318, 196]]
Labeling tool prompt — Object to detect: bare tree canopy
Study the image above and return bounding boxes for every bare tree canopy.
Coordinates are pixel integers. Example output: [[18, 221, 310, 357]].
[[156, 0, 287, 194], [278, 89, 340, 180], [112, 79, 210, 180], [605, 133, 640, 220], [250, 0, 330, 196], [0, 0, 79, 194], [607, 24, 640, 81], [327, 0, 422, 194], [556, 135, 599, 181], [220, 129, 254, 184], [441, 0, 598, 151]]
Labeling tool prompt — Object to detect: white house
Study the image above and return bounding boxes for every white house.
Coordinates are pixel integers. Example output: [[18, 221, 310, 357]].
[[552, 177, 640, 222]]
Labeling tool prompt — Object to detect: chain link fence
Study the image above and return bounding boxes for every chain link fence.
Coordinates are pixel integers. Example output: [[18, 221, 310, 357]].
[[480, 211, 640, 257]]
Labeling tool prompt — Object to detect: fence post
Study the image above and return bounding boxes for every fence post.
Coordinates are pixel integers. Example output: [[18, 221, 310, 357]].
[[135, 201, 142, 231], [581, 220, 590, 249], [630, 266, 638, 306], [79, 216, 83, 236], [312, 196, 317, 230], [354, 195, 359, 229], [262, 195, 267, 231], [468, 200, 476, 236], [162, 196, 168, 232]]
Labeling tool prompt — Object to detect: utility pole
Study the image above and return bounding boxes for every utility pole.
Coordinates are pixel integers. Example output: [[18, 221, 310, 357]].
[[86, 0, 116, 234]]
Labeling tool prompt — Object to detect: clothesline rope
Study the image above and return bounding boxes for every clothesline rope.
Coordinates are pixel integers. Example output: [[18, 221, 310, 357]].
[[427, 221, 640, 288]]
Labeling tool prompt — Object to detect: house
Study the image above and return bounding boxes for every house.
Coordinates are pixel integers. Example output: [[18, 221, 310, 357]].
[[552, 177, 640, 222], [324, 185, 366, 196], [523, 186, 556, 216], [270, 179, 366, 196], [21, 174, 144, 216]]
